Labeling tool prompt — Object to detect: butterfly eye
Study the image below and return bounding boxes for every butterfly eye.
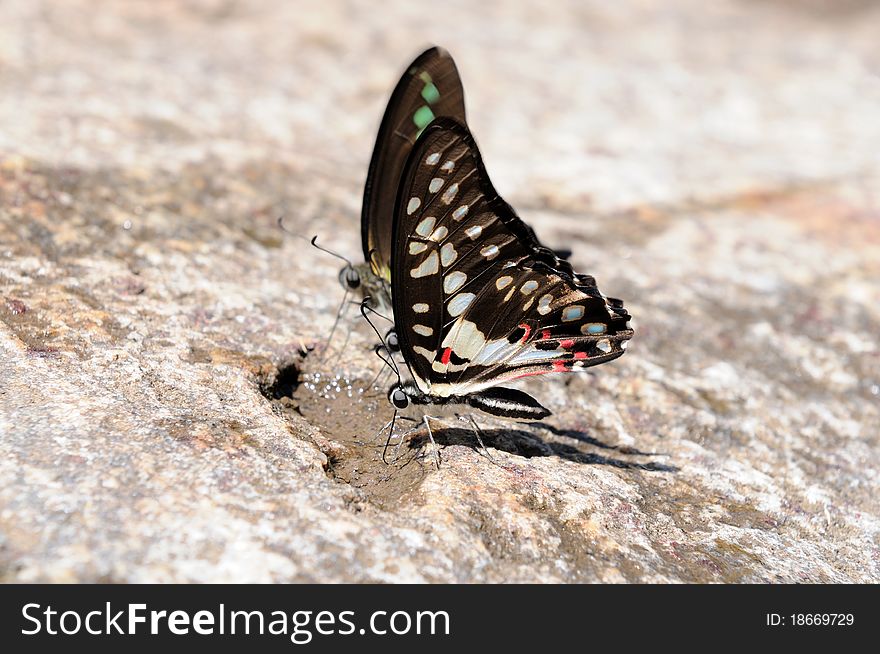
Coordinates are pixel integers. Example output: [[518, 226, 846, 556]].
[[339, 266, 361, 290], [384, 329, 400, 352], [388, 386, 410, 410]]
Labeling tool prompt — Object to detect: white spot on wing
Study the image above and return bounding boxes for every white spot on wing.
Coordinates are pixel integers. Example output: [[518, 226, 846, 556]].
[[465, 225, 482, 240], [410, 251, 439, 278], [440, 242, 457, 267], [441, 318, 486, 359], [407, 197, 421, 215], [452, 205, 469, 221], [413, 345, 435, 362], [443, 271, 467, 294], [413, 303, 429, 313], [425, 152, 441, 165], [415, 216, 436, 237], [581, 322, 607, 335], [496, 275, 513, 290], [447, 292, 475, 317], [428, 178, 443, 193], [562, 305, 585, 322], [429, 226, 448, 242], [413, 324, 434, 337], [409, 241, 428, 255], [511, 348, 562, 363], [480, 244, 500, 260], [520, 280, 539, 294], [441, 183, 458, 205], [538, 294, 553, 315], [596, 339, 611, 353], [472, 338, 513, 366], [441, 160, 454, 172]]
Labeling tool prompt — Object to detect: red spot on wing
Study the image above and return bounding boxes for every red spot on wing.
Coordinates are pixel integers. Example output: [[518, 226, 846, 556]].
[[512, 358, 572, 381], [440, 347, 452, 365], [518, 323, 532, 344], [574, 351, 588, 360], [540, 329, 551, 340], [560, 339, 574, 349]]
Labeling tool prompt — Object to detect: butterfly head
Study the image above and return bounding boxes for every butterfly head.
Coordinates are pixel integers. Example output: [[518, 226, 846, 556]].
[[386, 380, 425, 415], [338, 265, 361, 291], [384, 328, 400, 353], [388, 384, 410, 410], [373, 328, 401, 359]]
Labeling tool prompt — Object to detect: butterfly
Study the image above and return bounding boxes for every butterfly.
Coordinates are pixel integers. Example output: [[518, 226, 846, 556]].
[[380, 117, 633, 462]]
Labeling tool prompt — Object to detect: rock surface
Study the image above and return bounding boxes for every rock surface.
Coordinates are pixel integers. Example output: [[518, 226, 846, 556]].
[[1, 0, 878, 582]]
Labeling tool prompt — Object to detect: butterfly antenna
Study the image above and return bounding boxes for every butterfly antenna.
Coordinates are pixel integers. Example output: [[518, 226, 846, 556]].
[[361, 301, 393, 324], [271, 229, 358, 363], [365, 350, 393, 392], [276, 214, 294, 234], [374, 347, 399, 378], [310, 235, 354, 268], [276, 215, 317, 245], [330, 324, 353, 367]]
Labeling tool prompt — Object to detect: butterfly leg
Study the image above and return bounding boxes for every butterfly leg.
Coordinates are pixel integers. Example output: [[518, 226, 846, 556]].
[[460, 414, 498, 465], [330, 323, 353, 367], [423, 415, 441, 470], [375, 415, 398, 464], [320, 288, 350, 361], [389, 418, 421, 463]]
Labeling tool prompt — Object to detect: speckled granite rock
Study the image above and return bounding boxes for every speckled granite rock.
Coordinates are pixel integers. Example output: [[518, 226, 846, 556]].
[[1, 0, 878, 582]]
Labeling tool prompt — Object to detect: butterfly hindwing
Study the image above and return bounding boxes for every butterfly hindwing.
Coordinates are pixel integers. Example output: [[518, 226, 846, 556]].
[[392, 118, 633, 397], [362, 47, 467, 282]]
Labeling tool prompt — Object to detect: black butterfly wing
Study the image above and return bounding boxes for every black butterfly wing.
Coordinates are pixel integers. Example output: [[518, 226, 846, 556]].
[[362, 47, 467, 282], [391, 118, 633, 397]]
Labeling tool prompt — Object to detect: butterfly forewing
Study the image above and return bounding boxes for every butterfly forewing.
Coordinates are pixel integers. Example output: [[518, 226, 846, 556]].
[[392, 118, 633, 397], [362, 47, 466, 282]]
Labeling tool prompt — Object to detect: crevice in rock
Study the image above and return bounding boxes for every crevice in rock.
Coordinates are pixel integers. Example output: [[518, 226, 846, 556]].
[[259, 360, 302, 400]]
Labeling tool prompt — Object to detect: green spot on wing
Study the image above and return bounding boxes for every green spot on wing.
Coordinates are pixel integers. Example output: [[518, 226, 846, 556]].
[[421, 82, 440, 104], [413, 105, 435, 129]]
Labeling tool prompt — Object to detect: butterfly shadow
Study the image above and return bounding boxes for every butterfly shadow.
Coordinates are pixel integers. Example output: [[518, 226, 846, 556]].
[[407, 422, 678, 472]]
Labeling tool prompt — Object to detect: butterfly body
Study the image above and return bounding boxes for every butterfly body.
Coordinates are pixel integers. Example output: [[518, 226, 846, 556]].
[[389, 381, 550, 421], [351, 262, 392, 314]]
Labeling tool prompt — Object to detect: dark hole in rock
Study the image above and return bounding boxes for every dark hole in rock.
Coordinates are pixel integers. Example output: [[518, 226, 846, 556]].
[[259, 361, 301, 400]]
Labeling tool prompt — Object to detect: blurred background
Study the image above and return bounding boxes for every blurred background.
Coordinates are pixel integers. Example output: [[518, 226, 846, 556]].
[[3, 0, 879, 214]]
